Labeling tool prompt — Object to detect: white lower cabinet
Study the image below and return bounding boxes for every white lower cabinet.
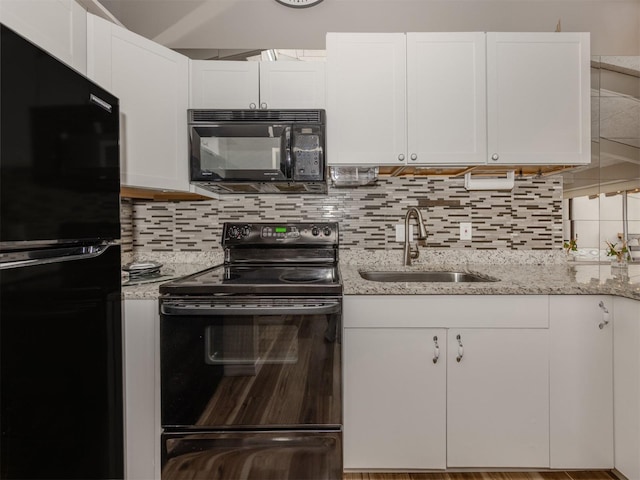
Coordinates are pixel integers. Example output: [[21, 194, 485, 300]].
[[123, 299, 161, 480], [343, 328, 447, 469], [343, 295, 550, 470], [549, 295, 614, 469], [447, 328, 549, 467], [613, 296, 640, 480]]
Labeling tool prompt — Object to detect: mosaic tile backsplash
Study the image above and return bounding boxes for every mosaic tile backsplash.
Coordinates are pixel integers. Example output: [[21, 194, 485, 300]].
[[121, 176, 563, 255]]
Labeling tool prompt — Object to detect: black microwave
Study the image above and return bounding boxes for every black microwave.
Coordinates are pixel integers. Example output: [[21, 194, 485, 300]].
[[188, 109, 326, 194]]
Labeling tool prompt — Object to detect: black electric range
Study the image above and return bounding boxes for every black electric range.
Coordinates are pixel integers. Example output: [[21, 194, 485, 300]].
[[159, 222, 343, 480]]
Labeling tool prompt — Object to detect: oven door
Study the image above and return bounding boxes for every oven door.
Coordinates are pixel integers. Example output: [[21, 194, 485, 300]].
[[190, 124, 291, 182], [160, 296, 342, 429]]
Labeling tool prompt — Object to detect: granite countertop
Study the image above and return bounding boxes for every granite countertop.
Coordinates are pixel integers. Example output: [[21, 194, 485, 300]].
[[122, 249, 640, 301], [122, 251, 222, 300], [340, 250, 640, 301]]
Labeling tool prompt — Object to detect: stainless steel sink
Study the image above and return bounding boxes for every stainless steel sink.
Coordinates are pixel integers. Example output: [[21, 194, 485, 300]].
[[359, 270, 498, 283]]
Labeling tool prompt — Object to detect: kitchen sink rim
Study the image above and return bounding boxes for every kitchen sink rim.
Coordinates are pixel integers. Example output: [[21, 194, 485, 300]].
[[358, 269, 500, 283]]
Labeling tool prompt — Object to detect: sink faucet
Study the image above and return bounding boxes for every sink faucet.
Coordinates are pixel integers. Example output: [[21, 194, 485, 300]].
[[403, 207, 428, 266]]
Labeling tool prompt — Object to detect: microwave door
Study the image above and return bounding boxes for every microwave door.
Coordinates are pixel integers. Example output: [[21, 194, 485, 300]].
[[191, 125, 290, 182]]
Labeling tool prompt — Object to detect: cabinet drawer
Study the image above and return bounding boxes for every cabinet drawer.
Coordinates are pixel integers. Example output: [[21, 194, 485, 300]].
[[344, 295, 548, 329]]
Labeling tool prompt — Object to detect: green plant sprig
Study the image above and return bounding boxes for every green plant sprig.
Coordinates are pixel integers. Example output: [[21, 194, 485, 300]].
[[563, 237, 578, 254], [605, 240, 628, 259]]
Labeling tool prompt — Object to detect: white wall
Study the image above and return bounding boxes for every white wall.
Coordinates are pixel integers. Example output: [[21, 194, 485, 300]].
[[101, 0, 640, 55]]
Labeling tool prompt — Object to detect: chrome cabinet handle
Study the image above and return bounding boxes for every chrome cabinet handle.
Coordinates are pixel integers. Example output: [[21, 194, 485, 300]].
[[260, 102, 268, 109], [249, 103, 257, 109], [598, 300, 610, 329], [410, 153, 417, 161], [432, 336, 440, 364], [491, 153, 499, 161], [398, 154, 405, 162], [456, 334, 464, 363]]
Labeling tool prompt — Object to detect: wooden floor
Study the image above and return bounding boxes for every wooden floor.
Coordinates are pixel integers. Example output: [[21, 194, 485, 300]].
[[343, 471, 617, 480]]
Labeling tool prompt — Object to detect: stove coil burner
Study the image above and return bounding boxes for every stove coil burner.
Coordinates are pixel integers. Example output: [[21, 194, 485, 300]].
[[279, 269, 327, 284]]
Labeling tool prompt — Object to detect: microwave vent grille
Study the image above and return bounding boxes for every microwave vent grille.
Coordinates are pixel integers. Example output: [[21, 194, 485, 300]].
[[189, 109, 324, 124]]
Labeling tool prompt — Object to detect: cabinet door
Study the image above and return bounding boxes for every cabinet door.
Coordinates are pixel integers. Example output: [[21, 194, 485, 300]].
[[87, 14, 190, 192], [447, 328, 549, 467], [613, 296, 640, 480], [549, 295, 613, 469], [486, 32, 590, 165], [343, 328, 446, 470], [0, 0, 87, 74], [124, 299, 161, 480], [259, 61, 325, 109], [407, 32, 486, 165], [190, 60, 259, 109], [326, 33, 407, 166]]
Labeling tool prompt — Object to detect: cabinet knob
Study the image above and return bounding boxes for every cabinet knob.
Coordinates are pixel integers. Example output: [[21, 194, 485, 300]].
[[249, 103, 257, 110], [491, 153, 499, 161], [456, 334, 464, 363], [410, 153, 418, 161], [398, 154, 405, 162], [260, 102, 268, 109]]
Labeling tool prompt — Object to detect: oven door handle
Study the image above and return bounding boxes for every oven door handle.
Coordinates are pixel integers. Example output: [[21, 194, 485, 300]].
[[160, 301, 342, 316]]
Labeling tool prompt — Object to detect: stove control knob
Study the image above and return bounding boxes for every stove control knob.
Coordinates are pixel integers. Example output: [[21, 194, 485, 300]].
[[311, 226, 320, 237], [227, 225, 241, 239], [323, 227, 332, 237], [241, 225, 251, 237]]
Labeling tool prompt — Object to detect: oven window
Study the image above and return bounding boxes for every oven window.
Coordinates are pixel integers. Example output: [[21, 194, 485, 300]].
[[204, 317, 299, 371], [161, 311, 341, 428]]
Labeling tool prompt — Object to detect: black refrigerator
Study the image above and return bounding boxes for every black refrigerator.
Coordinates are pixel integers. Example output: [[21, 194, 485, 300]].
[[0, 25, 124, 479]]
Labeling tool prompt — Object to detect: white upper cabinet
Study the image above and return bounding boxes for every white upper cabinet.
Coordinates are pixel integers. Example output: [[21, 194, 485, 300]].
[[259, 61, 325, 109], [87, 14, 190, 192], [327, 31, 590, 167], [190, 60, 259, 109], [190, 60, 325, 109], [486, 32, 591, 165], [407, 32, 487, 165], [326, 33, 407, 166], [0, 0, 87, 74]]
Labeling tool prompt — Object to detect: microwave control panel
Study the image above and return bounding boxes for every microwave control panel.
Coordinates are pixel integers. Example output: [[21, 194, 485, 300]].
[[292, 126, 323, 181]]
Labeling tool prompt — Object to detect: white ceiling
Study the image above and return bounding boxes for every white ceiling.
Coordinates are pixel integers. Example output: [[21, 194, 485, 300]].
[[96, 0, 640, 56]]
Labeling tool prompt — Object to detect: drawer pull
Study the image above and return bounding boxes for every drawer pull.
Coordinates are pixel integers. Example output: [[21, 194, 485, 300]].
[[456, 334, 464, 362], [598, 301, 610, 329], [432, 335, 440, 364]]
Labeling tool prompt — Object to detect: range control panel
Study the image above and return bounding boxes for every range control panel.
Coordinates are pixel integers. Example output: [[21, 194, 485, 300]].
[[222, 222, 338, 246]]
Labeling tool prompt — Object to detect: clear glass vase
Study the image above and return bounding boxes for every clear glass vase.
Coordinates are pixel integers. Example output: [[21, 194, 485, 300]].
[[611, 256, 628, 271]]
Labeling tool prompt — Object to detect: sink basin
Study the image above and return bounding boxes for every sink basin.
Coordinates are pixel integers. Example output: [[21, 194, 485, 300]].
[[359, 270, 498, 283]]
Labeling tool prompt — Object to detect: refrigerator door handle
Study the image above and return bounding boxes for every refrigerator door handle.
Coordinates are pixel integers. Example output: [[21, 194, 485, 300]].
[[0, 242, 116, 270]]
